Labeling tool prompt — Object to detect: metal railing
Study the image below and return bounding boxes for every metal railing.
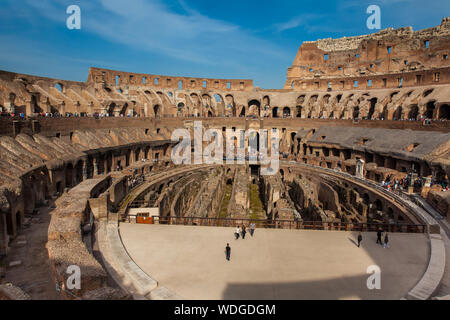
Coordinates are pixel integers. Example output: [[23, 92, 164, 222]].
[[150, 215, 425, 233], [121, 162, 430, 234]]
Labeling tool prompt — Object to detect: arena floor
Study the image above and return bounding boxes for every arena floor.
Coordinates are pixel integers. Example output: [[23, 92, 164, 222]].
[[119, 224, 429, 300]]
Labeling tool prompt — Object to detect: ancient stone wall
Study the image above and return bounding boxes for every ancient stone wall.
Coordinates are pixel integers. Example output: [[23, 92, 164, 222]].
[[286, 18, 450, 91], [228, 166, 249, 219], [427, 189, 450, 222], [87, 67, 254, 92], [46, 176, 129, 299], [0, 126, 174, 255], [286, 167, 416, 224], [186, 168, 226, 219], [2, 65, 450, 122], [171, 172, 205, 218], [260, 172, 296, 221]]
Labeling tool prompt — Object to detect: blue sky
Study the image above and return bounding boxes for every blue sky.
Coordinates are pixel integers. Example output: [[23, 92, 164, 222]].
[[0, 0, 448, 88]]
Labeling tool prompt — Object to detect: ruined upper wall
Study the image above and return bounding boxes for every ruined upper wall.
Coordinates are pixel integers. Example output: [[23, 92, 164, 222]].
[[286, 18, 450, 90], [87, 67, 254, 92], [310, 18, 450, 52]]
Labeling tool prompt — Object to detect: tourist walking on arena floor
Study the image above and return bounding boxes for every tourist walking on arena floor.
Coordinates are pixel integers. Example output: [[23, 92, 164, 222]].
[[241, 225, 247, 239], [383, 232, 390, 248], [225, 243, 231, 261], [357, 232, 362, 247], [249, 223, 256, 237], [234, 226, 240, 240], [376, 229, 383, 245]]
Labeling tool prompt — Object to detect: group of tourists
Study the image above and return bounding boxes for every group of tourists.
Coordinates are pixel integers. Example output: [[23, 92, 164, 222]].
[[127, 176, 138, 189], [13, 111, 143, 119], [356, 229, 390, 249], [227, 226, 392, 261], [225, 223, 256, 261], [430, 179, 449, 192], [376, 229, 390, 248], [234, 223, 256, 240], [127, 172, 144, 189], [380, 178, 407, 193], [381, 176, 449, 193], [1, 112, 26, 118]]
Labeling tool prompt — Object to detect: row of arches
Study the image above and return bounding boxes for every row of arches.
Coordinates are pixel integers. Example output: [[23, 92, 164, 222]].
[[102, 87, 450, 120], [2, 141, 173, 241], [237, 104, 293, 118], [387, 102, 449, 121]]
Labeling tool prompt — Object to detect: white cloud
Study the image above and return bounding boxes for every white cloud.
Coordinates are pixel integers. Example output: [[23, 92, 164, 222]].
[[18, 0, 288, 69], [274, 17, 306, 32], [273, 14, 327, 33]]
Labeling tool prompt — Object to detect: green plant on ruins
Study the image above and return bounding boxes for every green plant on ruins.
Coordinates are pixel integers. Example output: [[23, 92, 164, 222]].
[[218, 184, 232, 218], [249, 183, 266, 220]]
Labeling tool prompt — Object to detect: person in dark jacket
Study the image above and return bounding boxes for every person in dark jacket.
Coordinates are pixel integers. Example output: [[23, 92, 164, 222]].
[[376, 229, 383, 245], [225, 243, 231, 261], [241, 225, 246, 239], [357, 232, 363, 247]]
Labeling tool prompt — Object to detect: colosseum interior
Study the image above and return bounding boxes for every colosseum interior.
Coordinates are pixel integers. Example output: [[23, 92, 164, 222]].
[[0, 18, 449, 301]]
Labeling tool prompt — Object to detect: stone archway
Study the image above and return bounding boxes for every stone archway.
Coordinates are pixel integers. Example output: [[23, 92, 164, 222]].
[[353, 106, 360, 119], [272, 107, 279, 118], [438, 104, 449, 120], [120, 103, 129, 116], [248, 99, 261, 117], [154, 105, 161, 118], [177, 103, 185, 117], [107, 103, 116, 116], [424, 101, 436, 119], [408, 105, 419, 120], [368, 98, 377, 120], [225, 95, 236, 117], [393, 106, 402, 120], [296, 106, 302, 118]]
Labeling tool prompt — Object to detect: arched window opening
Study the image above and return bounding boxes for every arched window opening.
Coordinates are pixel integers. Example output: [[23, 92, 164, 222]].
[[408, 105, 419, 120], [353, 106, 360, 119], [393, 106, 402, 120], [425, 101, 436, 119], [439, 104, 450, 120], [272, 107, 279, 118], [154, 105, 161, 118], [54, 83, 63, 92], [248, 100, 260, 117], [368, 98, 377, 120]]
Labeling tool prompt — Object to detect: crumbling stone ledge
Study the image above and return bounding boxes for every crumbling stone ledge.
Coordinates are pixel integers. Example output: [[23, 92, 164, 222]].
[[46, 176, 130, 300]]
